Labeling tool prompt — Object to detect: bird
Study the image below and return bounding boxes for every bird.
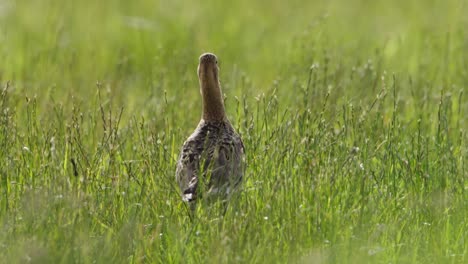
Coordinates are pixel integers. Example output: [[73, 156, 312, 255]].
[[175, 53, 245, 208]]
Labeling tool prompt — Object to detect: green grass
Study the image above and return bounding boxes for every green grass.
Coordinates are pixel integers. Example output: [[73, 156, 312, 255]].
[[0, 0, 467, 263]]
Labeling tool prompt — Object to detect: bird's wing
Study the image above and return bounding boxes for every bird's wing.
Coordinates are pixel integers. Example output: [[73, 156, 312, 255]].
[[207, 134, 245, 195], [176, 139, 201, 202]]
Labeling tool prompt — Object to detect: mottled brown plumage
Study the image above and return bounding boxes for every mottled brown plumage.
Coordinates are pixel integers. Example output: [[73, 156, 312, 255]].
[[175, 53, 245, 204]]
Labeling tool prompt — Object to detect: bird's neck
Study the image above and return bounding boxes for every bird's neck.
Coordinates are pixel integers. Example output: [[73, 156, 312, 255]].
[[200, 78, 226, 122]]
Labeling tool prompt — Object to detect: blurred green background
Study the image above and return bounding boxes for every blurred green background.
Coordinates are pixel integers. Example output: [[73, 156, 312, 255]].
[[1, 0, 466, 108]]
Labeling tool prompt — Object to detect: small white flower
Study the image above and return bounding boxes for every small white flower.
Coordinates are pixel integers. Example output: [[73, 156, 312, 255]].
[[351, 146, 360, 154]]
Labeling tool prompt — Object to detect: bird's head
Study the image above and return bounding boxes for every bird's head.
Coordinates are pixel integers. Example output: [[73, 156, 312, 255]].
[[198, 53, 219, 91]]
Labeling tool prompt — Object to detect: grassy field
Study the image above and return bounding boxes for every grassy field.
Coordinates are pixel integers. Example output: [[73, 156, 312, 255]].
[[0, 0, 467, 263]]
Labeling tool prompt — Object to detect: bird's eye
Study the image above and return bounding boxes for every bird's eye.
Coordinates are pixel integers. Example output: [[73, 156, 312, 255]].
[[215, 60, 218, 64]]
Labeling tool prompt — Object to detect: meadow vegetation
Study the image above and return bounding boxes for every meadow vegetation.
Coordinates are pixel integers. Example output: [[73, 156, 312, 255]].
[[0, 0, 467, 263]]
